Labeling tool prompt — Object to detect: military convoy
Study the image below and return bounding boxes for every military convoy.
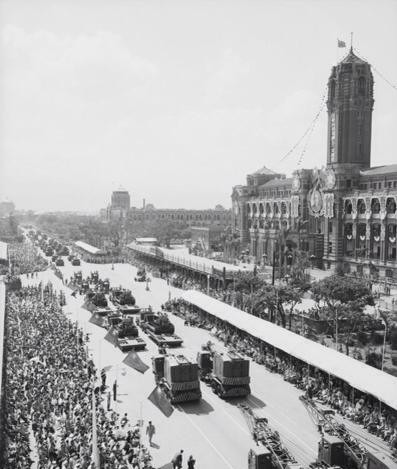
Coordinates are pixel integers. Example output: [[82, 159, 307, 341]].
[[139, 311, 183, 347], [152, 354, 201, 404], [197, 348, 251, 398]]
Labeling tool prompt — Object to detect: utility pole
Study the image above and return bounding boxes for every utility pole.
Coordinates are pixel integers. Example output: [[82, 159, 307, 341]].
[[272, 249, 276, 285]]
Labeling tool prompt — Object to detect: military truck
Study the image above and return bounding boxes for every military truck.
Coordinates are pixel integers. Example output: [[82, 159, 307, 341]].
[[197, 350, 251, 398], [110, 287, 140, 314], [152, 354, 201, 404], [111, 316, 146, 351], [135, 269, 147, 282], [71, 258, 81, 266], [139, 311, 183, 347]]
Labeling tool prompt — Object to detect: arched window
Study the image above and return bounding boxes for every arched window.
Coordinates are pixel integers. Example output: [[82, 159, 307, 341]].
[[330, 79, 336, 99], [358, 77, 366, 96], [344, 199, 353, 215], [386, 197, 396, 214], [357, 199, 366, 214], [371, 198, 380, 214]]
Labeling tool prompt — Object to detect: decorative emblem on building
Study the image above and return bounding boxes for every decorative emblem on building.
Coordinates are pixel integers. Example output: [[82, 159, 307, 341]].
[[292, 174, 301, 192], [308, 169, 335, 218], [309, 188, 323, 215], [323, 193, 334, 218], [291, 196, 299, 218], [324, 168, 336, 190], [308, 169, 324, 217]]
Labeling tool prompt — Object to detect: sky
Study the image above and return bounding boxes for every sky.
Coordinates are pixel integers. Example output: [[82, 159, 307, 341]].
[[0, 0, 396, 213]]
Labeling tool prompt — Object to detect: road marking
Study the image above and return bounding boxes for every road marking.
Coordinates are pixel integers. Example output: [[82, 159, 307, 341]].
[[176, 405, 237, 469], [199, 387, 251, 436]]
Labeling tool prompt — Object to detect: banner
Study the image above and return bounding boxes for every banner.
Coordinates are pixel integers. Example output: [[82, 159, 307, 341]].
[[104, 330, 118, 346], [123, 351, 149, 374], [148, 386, 174, 417], [89, 314, 107, 328]]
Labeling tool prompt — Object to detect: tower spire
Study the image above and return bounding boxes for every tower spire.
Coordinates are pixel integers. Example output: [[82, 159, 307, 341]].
[[350, 32, 354, 52]]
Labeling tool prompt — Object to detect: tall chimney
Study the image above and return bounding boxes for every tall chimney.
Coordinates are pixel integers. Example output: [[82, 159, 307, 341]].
[[143, 198, 146, 210]]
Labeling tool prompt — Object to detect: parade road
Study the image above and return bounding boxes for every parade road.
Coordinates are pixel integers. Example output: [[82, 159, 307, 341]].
[[21, 260, 386, 468]]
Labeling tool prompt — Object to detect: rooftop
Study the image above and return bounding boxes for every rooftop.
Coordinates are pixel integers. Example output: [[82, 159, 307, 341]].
[[251, 165, 277, 176], [360, 164, 397, 177], [339, 48, 367, 65], [259, 177, 292, 189]]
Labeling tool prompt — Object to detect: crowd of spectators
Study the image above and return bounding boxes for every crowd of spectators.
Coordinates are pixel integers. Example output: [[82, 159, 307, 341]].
[[165, 298, 397, 455], [3, 283, 154, 468], [8, 241, 48, 275]]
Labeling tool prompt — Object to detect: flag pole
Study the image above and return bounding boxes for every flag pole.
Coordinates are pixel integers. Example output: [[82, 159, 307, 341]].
[[91, 385, 100, 468]]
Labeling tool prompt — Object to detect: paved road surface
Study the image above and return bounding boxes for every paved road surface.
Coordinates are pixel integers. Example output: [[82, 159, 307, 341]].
[[20, 258, 391, 468]]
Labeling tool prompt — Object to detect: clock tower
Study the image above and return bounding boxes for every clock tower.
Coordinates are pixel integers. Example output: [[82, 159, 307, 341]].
[[326, 48, 374, 169]]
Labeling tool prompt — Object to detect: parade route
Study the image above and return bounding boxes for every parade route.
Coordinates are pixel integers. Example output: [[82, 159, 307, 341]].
[[23, 261, 321, 468]]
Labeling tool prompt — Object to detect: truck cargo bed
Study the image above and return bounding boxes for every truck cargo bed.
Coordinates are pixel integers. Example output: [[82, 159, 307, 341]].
[[118, 305, 141, 315], [118, 337, 146, 351], [94, 307, 114, 316], [147, 331, 183, 347]]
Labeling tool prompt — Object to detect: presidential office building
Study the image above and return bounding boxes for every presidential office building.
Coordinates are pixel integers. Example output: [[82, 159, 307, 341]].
[[231, 48, 397, 280]]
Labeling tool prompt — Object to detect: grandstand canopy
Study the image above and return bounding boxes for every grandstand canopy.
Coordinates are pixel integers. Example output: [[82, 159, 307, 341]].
[[180, 289, 397, 411], [74, 241, 102, 255]]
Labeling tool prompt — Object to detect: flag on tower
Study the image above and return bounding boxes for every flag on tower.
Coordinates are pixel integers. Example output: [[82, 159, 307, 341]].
[[337, 39, 346, 48]]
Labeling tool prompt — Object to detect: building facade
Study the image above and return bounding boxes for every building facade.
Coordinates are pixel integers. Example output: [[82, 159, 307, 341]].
[[129, 206, 231, 228], [106, 188, 131, 220], [232, 48, 397, 280]]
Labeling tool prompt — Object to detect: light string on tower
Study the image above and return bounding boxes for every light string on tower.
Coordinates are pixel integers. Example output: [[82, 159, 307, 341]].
[[353, 47, 397, 92], [277, 87, 327, 168]]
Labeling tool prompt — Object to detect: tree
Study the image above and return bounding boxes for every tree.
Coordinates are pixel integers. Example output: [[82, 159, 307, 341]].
[[311, 275, 375, 355], [252, 284, 302, 328]]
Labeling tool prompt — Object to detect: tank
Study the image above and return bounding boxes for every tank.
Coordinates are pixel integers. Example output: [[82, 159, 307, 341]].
[[117, 317, 138, 338]]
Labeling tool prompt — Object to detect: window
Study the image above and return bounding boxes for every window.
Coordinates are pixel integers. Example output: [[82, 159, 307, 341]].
[[358, 77, 366, 96], [346, 179, 351, 189], [388, 181, 392, 188]]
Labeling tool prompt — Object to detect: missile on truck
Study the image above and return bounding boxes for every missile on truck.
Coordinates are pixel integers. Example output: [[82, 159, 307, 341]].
[[197, 349, 251, 398], [152, 354, 201, 405]]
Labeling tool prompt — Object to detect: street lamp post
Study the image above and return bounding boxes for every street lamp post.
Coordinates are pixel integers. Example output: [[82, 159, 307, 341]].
[[381, 318, 387, 371], [272, 249, 276, 286]]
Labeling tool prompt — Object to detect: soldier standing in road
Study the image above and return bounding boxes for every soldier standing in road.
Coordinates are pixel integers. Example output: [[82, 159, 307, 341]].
[[113, 380, 117, 401], [146, 421, 155, 446], [101, 368, 106, 389], [187, 455, 196, 469], [172, 450, 183, 469]]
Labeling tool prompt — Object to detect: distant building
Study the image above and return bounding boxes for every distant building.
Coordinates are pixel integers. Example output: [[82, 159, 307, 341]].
[[107, 188, 130, 221], [129, 206, 231, 228], [0, 200, 15, 218]]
